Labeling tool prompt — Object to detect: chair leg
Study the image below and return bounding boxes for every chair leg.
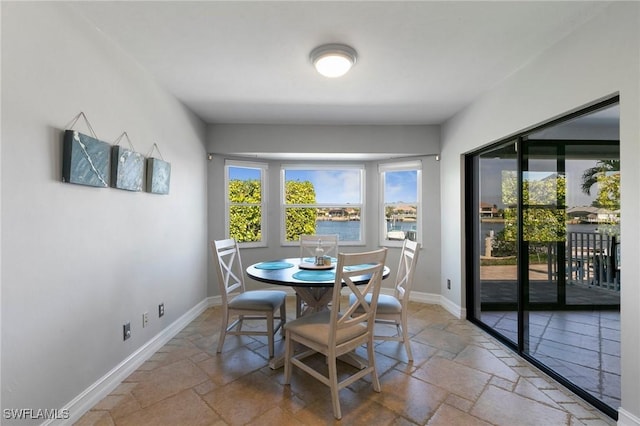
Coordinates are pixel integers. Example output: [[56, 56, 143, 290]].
[[217, 312, 229, 354], [368, 338, 381, 392], [283, 330, 292, 385], [401, 314, 413, 362], [328, 354, 342, 419], [267, 312, 274, 358], [402, 328, 413, 362], [280, 300, 287, 336], [236, 315, 243, 331]]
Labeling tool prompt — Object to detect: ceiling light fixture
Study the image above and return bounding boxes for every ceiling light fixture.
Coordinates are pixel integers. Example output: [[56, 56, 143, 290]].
[[310, 43, 357, 78]]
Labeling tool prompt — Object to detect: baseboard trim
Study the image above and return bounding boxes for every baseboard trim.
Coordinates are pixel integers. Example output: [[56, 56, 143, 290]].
[[409, 290, 441, 305], [49, 299, 210, 426], [410, 291, 466, 319], [619, 408, 640, 426]]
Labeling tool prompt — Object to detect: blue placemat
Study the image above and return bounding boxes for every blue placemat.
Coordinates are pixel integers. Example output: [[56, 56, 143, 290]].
[[292, 270, 336, 282], [254, 261, 295, 270]]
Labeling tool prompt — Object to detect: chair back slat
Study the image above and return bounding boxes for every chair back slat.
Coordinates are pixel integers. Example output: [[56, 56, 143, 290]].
[[212, 239, 246, 302], [395, 240, 420, 302]]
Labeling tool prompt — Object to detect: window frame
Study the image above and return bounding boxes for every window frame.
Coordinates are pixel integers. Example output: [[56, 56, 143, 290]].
[[379, 160, 422, 247], [280, 163, 366, 246], [225, 159, 268, 248]]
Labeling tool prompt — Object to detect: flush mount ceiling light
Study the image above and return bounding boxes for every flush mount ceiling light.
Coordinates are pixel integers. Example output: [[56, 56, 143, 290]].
[[310, 43, 358, 78]]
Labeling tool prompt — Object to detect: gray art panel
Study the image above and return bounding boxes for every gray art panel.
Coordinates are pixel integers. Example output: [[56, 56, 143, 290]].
[[146, 158, 171, 195], [111, 146, 144, 191], [62, 130, 110, 187]]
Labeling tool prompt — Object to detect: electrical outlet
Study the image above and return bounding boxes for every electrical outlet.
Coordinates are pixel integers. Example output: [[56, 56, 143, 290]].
[[447, 279, 451, 290], [142, 312, 148, 328], [158, 303, 164, 318], [123, 322, 131, 341]]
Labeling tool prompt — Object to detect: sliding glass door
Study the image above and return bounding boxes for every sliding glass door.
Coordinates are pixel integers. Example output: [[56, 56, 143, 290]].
[[466, 99, 620, 418], [469, 140, 519, 345]]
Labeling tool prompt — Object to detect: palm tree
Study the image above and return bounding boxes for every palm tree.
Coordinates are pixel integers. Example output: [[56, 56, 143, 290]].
[[581, 160, 620, 195]]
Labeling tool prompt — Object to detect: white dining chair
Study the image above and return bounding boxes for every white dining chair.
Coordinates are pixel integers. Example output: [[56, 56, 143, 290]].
[[211, 238, 287, 358], [284, 247, 387, 419], [350, 239, 420, 361], [375, 239, 420, 361], [296, 234, 339, 316]]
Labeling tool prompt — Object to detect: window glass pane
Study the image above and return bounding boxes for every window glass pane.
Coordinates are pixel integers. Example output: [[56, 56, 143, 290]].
[[383, 169, 419, 242], [229, 205, 262, 242], [228, 166, 261, 203], [284, 207, 317, 241], [316, 207, 361, 241], [227, 163, 265, 244], [384, 170, 417, 203], [283, 167, 363, 243], [285, 169, 361, 204]]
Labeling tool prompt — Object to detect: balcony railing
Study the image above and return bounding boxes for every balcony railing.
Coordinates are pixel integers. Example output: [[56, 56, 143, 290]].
[[566, 231, 620, 291]]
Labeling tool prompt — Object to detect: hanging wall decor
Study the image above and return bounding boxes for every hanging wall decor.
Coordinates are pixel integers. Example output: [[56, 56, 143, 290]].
[[145, 143, 171, 195], [62, 113, 110, 188], [111, 132, 144, 191]]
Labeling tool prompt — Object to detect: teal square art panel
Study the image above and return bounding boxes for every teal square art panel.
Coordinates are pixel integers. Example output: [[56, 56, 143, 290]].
[[62, 130, 110, 188], [111, 146, 144, 191], [146, 158, 171, 194]]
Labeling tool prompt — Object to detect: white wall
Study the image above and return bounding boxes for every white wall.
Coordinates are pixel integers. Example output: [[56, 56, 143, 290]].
[[209, 124, 439, 158], [206, 124, 441, 300], [439, 2, 639, 423], [1, 3, 208, 423]]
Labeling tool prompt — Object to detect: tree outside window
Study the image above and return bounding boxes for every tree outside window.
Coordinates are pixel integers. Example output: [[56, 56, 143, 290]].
[[226, 162, 267, 245]]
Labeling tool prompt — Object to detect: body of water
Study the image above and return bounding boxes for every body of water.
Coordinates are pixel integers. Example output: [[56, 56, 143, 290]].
[[317, 220, 609, 243], [316, 220, 416, 241], [316, 220, 361, 241]]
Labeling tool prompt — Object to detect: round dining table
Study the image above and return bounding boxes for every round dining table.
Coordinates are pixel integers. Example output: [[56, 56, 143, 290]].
[[246, 256, 390, 316], [246, 256, 390, 369]]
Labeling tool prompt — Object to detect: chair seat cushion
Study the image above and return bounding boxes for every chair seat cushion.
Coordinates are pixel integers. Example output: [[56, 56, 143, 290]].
[[229, 290, 286, 311], [349, 293, 402, 314], [284, 311, 366, 346]]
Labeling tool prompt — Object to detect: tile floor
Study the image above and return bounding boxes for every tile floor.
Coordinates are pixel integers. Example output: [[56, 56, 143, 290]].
[[480, 310, 620, 410], [75, 298, 615, 425]]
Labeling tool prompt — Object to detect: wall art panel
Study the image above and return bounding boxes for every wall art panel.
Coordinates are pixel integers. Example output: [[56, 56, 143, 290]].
[[62, 130, 110, 188], [146, 158, 171, 194], [111, 146, 144, 191]]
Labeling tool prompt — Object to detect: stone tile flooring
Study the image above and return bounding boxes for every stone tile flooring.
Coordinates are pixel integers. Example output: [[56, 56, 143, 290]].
[[480, 310, 620, 410], [75, 299, 615, 425]]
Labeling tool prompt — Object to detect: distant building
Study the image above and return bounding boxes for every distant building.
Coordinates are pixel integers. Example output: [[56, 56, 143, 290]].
[[480, 202, 498, 218], [391, 204, 417, 221], [566, 206, 619, 223]]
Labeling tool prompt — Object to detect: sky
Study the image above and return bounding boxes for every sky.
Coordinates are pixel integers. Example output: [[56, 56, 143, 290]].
[[229, 167, 418, 204], [285, 169, 362, 204], [383, 170, 418, 204]]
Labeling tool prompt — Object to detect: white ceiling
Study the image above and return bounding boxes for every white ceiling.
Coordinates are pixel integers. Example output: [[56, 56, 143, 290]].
[[70, 1, 610, 126]]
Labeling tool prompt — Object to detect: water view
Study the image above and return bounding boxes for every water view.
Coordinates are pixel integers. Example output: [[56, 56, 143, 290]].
[[316, 220, 417, 242], [316, 220, 361, 241]]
